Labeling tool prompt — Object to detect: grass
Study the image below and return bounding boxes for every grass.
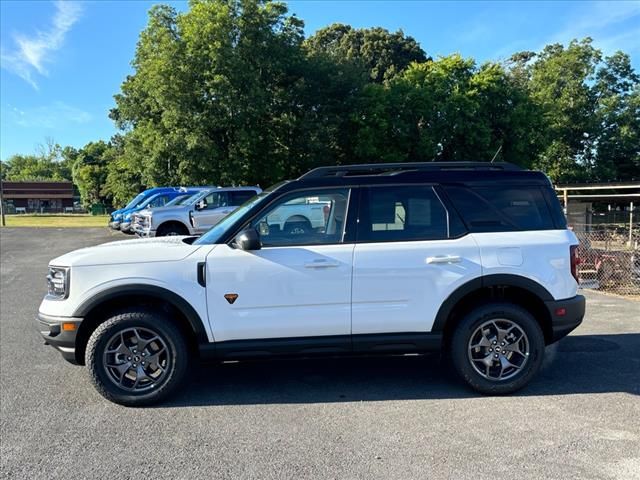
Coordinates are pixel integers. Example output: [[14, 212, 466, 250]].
[[1, 214, 110, 228]]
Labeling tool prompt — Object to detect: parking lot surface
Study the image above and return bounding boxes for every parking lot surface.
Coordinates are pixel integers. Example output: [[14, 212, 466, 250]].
[[1, 228, 639, 479]]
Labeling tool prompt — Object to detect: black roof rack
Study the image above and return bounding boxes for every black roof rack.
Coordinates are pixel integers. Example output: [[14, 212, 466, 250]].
[[299, 162, 523, 180]]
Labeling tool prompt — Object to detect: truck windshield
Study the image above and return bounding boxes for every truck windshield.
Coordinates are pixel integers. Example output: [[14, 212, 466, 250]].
[[194, 193, 270, 245]]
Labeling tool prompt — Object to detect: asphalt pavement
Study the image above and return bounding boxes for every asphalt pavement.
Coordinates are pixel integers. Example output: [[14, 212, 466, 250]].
[[1, 227, 639, 479]]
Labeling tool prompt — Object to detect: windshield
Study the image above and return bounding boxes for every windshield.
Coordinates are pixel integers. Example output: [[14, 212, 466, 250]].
[[194, 192, 270, 245], [138, 193, 162, 208], [123, 193, 145, 210]]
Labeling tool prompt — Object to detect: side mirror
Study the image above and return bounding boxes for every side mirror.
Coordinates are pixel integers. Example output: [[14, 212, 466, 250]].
[[195, 199, 207, 211], [234, 228, 261, 251]]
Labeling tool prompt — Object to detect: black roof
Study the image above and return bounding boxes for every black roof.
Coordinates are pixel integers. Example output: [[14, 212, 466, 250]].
[[280, 162, 551, 191]]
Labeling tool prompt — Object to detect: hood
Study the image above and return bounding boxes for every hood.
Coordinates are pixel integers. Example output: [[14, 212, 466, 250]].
[[145, 204, 191, 216], [50, 236, 209, 267]]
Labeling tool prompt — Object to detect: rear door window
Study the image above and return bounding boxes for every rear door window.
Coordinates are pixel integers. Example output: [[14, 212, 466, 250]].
[[229, 190, 257, 206], [358, 186, 449, 242]]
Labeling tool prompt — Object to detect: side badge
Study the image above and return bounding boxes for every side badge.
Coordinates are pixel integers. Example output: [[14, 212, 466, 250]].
[[224, 293, 239, 305]]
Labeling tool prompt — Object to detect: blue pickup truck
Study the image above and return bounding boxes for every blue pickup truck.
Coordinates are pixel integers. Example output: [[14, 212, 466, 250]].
[[109, 187, 204, 233]]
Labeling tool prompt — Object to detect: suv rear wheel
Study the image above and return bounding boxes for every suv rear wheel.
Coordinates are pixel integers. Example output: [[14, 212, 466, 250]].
[[451, 303, 544, 395], [85, 308, 189, 406]]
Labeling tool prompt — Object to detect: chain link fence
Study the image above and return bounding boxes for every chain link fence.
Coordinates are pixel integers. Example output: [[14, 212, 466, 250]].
[[572, 223, 640, 296]]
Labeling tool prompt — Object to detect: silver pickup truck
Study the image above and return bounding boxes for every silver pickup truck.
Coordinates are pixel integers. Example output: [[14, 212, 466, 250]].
[[133, 186, 261, 237]]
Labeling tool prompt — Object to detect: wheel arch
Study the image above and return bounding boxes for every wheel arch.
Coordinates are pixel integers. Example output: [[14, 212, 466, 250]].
[[433, 274, 555, 345], [72, 285, 208, 365], [156, 220, 190, 235]]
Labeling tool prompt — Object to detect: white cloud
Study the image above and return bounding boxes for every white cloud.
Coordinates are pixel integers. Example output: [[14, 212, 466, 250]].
[[9, 101, 92, 128], [548, 1, 640, 55], [1, 1, 82, 89]]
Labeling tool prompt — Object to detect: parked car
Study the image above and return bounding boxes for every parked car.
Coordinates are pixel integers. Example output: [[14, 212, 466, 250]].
[[118, 189, 204, 234], [109, 187, 195, 231], [133, 187, 261, 237], [38, 162, 584, 406]]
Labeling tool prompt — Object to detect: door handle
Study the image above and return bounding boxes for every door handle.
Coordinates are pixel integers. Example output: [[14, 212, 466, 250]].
[[304, 259, 340, 268], [426, 255, 462, 264]]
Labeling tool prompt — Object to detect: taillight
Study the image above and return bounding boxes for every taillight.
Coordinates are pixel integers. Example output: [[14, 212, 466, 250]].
[[570, 245, 579, 282]]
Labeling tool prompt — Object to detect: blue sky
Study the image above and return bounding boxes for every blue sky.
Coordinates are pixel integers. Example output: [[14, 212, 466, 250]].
[[1, 0, 639, 161]]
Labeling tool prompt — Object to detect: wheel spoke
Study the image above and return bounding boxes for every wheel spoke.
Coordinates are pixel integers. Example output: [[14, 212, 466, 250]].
[[498, 355, 518, 379], [107, 332, 130, 355], [132, 365, 151, 389]]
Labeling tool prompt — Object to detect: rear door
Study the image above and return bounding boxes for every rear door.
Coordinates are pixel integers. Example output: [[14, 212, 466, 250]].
[[351, 184, 481, 335]]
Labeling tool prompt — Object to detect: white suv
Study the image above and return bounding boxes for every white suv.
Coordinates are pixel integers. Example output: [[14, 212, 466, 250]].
[[38, 162, 585, 406]]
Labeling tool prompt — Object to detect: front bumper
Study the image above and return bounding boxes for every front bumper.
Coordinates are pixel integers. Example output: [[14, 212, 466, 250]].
[[120, 221, 132, 232], [37, 312, 82, 364], [109, 220, 121, 230], [545, 294, 586, 343]]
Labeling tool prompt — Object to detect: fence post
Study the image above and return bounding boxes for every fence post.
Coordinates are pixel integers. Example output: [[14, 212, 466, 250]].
[[630, 201, 634, 248]]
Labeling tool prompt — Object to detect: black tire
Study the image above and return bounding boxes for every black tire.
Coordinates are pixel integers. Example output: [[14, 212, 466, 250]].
[[451, 303, 545, 395], [85, 308, 189, 406], [156, 222, 189, 237]]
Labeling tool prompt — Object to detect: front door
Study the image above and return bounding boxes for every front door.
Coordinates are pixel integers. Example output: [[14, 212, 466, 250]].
[[205, 188, 354, 346]]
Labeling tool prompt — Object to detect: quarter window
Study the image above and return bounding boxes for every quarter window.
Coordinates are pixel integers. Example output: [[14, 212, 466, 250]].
[[359, 186, 449, 242], [251, 189, 350, 247]]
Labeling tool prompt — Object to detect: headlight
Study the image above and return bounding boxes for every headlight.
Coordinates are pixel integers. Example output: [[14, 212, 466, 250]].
[[47, 266, 69, 299]]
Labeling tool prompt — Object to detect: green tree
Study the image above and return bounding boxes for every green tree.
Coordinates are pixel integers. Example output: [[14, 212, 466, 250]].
[[72, 141, 113, 207], [304, 23, 427, 83]]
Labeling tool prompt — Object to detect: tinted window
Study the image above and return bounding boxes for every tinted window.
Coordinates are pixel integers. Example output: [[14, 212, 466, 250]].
[[251, 189, 349, 247], [229, 190, 257, 205], [445, 186, 553, 231], [359, 186, 448, 242]]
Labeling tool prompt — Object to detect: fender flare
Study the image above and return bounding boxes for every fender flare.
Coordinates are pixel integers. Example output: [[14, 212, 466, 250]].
[[72, 284, 209, 343], [431, 274, 554, 333]]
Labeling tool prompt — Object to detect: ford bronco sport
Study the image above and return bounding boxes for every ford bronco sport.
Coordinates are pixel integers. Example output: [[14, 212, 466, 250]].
[[38, 162, 585, 406]]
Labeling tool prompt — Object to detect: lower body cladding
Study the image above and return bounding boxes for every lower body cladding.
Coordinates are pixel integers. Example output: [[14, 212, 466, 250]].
[[38, 313, 83, 363], [37, 294, 586, 364]]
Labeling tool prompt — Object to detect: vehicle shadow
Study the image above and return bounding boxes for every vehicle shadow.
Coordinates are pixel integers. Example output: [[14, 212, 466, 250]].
[[162, 333, 640, 408]]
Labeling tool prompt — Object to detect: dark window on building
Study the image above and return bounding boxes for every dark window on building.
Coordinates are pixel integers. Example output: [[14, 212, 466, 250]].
[[359, 186, 449, 242], [445, 186, 554, 232]]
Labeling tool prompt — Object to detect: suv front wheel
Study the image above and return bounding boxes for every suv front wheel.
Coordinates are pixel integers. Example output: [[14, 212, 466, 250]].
[[451, 303, 545, 395], [85, 308, 189, 406]]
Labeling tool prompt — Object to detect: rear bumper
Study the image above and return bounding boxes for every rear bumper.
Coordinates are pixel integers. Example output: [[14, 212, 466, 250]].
[[37, 312, 82, 364], [545, 294, 586, 343]]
